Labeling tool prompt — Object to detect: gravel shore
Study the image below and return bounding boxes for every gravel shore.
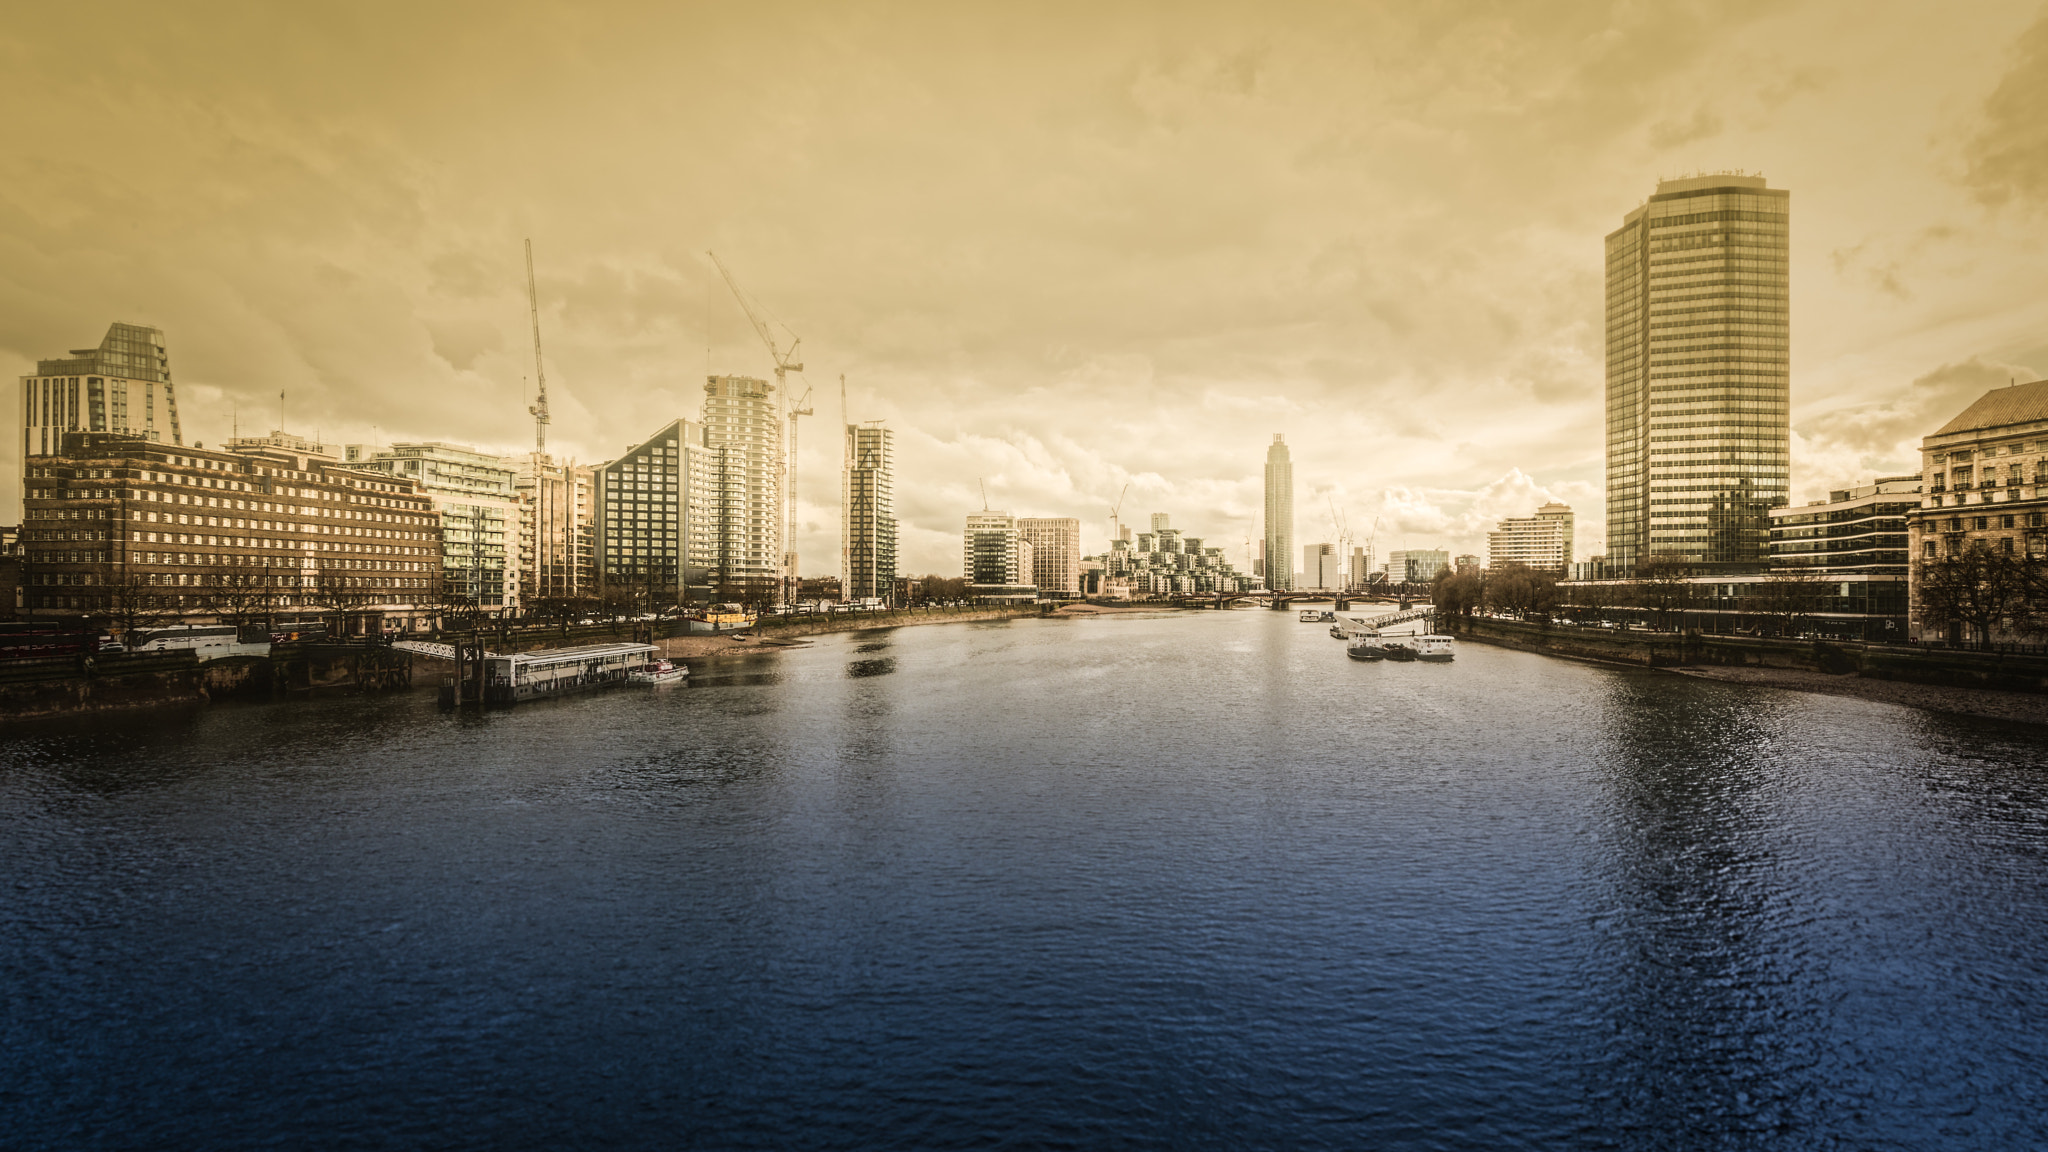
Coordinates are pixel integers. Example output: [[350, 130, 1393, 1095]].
[[1670, 664, 2048, 728]]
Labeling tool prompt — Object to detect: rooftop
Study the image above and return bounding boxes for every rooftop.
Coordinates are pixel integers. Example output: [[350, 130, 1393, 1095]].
[[1933, 378, 2048, 437]]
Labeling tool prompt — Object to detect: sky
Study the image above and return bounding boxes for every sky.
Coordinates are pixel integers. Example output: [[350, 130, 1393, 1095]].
[[5, 1, 2048, 575]]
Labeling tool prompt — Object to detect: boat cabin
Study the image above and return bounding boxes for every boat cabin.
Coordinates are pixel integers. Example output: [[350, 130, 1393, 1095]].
[[483, 642, 655, 705]]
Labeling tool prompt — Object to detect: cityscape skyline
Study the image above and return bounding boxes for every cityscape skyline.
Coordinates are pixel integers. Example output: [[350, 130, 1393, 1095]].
[[5, 4, 2048, 575]]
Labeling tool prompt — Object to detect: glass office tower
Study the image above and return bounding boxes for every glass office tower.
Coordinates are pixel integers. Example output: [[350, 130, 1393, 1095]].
[[1605, 175, 1789, 573]]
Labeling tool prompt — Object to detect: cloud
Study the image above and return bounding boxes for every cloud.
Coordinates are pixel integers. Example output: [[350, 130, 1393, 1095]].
[[1966, 10, 2048, 210], [1796, 356, 2032, 471], [1649, 106, 1724, 149]]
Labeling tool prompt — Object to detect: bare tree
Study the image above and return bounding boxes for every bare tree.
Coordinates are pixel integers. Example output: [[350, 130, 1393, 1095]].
[[1915, 542, 2047, 646], [199, 571, 277, 639], [92, 570, 181, 650], [307, 573, 380, 640], [1632, 553, 1695, 632], [1746, 565, 1825, 638]]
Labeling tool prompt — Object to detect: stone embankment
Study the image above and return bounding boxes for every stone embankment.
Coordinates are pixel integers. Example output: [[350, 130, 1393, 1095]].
[[0, 645, 414, 725], [1451, 616, 2048, 724]]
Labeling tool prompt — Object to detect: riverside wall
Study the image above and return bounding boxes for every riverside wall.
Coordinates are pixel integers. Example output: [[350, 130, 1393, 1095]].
[[1453, 617, 2048, 694], [0, 647, 410, 724], [749, 604, 1043, 639]]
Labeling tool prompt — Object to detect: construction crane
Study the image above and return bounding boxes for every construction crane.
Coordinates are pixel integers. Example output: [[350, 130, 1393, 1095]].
[[784, 382, 813, 604], [525, 240, 551, 454], [523, 239, 554, 602], [1108, 482, 1130, 549], [708, 251, 805, 603]]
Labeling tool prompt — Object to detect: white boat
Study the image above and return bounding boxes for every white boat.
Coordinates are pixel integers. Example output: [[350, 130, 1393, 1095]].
[[626, 658, 689, 684], [1412, 635, 1455, 663], [1329, 624, 1349, 639], [1298, 608, 1322, 622]]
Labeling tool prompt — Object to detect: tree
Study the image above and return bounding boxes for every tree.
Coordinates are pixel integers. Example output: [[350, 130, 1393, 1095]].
[[1915, 542, 2048, 645], [1559, 578, 1616, 624], [92, 570, 180, 650], [307, 573, 380, 639], [1632, 552, 1695, 632], [1481, 563, 1557, 620], [1430, 568, 1485, 626], [200, 571, 278, 638], [1747, 565, 1824, 638]]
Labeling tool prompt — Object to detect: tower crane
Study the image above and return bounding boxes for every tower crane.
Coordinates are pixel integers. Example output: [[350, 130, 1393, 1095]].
[[708, 251, 805, 604], [524, 239, 553, 600], [1108, 482, 1130, 549]]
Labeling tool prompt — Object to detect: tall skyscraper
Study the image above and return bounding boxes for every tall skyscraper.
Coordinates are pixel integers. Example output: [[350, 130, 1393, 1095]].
[[842, 421, 896, 601], [1263, 434, 1294, 590], [1605, 174, 1789, 573], [21, 322, 181, 460], [700, 375, 783, 594]]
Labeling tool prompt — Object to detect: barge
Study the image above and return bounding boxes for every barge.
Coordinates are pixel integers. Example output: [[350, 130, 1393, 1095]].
[[482, 642, 656, 706]]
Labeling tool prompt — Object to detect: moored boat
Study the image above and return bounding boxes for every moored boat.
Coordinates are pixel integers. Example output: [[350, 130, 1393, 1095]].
[[1412, 635, 1456, 662], [627, 658, 689, 684], [685, 603, 757, 633], [1346, 634, 1386, 661], [1381, 638, 1418, 662], [1329, 624, 1349, 638], [1298, 608, 1322, 622]]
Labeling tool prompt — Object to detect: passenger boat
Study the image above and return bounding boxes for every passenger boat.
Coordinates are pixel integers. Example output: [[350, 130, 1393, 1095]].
[[626, 658, 689, 685], [1329, 624, 1349, 639], [1346, 634, 1386, 661], [1298, 608, 1322, 622], [1412, 635, 1456, 663], [685, 603, 757, 633], [1381, 638, 1419, 662]]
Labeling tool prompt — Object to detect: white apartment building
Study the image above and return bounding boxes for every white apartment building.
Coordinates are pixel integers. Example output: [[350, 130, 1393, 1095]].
[[1018, 516, 1080, 596], [699, 375, 783, 594]]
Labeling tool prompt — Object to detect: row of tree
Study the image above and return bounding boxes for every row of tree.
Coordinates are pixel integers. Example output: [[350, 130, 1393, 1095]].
[[1430, 544, 2048, 644]]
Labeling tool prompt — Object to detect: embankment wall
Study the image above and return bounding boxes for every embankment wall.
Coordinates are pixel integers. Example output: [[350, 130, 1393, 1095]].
[[1453, 617, 2048, 694]]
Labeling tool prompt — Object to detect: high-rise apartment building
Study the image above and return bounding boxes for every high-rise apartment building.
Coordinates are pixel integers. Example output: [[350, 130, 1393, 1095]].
[[1486, 502, 1574, 572], [21, 322, 182, 461], [1605, 174, 1789, 574], [1301, 542, 1340, 590], [346, 441, 523, 610], [700, 375, 782, 594], [516, 455, 595, 604], [1018, 516, 1081, 597], [842, 422, 896, 601], [592, 420, 710, 606], [963, 511, 1036, 601], [1263, 434, 1293, 591]]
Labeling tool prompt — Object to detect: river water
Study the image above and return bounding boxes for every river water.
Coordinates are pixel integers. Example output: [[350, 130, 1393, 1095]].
[[4, 609, 2047, 1149]]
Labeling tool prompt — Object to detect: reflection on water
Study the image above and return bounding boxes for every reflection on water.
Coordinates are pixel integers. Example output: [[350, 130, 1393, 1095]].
[[3, 611, 2046, 1150]]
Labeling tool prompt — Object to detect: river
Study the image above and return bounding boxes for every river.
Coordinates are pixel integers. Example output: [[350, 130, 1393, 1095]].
[[4, 609, 2047, 1148]]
